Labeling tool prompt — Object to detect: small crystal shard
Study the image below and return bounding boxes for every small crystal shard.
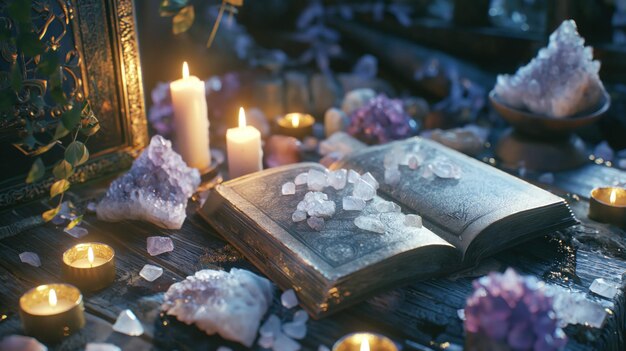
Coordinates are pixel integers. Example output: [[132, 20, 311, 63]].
[[147, 236, 174, 256], [294, 173, 308, 185], [0, 335, 46, 351], [281, 289, 299, 309], [19, 252, 41, 267], [273, 332, 301, 351], [307, 216, 325, 231], [353, 179, 376, 201], [162, 269, 273, 347], [347, 169, 360, 183], [139, 264, 163, 282], [282, 321, 307, 339], [589, 278, 619, 299], [404, 214, 423, 228], [354, 215, 385, 234], [374, 200, 401, 213], [327, 169, 348, 190], [307, 169, 328, 191], [97, 136, 201, 229], [293, 310, 309, 324], [384, 167, 401, 185], [260, 314, 281, 337], [361, 172, 379, 189], [407, 155, 420, 169], [292, 211, 307, 222], [343, 196, 366, 211], [113, 309, 144, 336], [307, 201, 335, 219], [282, 182, 296, 195], [550, 287, 607, 328], [429, 159, 461, 179], [64, 226, 88, 239], [258, 335, 274, 348], [86, 201, 98, 213], [86, 343, 122, 351], [538, 172, 555, 184]]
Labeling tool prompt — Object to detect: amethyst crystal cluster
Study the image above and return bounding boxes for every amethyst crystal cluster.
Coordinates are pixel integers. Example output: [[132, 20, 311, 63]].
[[464, 268, 567, 351], [347, 94, 417, 145]]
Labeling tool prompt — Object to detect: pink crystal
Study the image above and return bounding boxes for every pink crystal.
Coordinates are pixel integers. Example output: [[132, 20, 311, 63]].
[[147, 236, 174, 256]]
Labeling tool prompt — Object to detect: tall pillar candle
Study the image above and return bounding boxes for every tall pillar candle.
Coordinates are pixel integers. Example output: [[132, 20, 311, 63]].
[[170, 62, 211, 171], [226, 107, 263, 178]]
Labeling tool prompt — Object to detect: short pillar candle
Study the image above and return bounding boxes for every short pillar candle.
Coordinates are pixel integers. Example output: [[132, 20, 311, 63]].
[[62, 243, 115, 291]]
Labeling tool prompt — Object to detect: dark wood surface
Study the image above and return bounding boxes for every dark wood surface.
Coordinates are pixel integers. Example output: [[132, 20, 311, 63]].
[[1, 161, 626, 351]]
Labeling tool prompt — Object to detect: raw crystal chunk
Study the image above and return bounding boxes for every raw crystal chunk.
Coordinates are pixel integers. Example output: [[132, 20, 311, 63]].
[[343, 196, 366, 211], [96, 136, 200, 229], [384, 149, 402, 168], [538, 172, 555, 184], [361, 172, 379, 189], [282, 321, 307, 339], [0, 335, 46, 351], [147, 236, 174, 256], [281, 289, 299, 309], [347, 169, 360, 183], [494, 20, 606, 118], [19, 252, 40, 267], [407, 154, 421, 169], [307, 201, 335, 219], [258, 335, 274, 348], [304, 191, 328, 202], [294, 173, 308, 185], [260, 314, 281, 337], [86, 343, 121, 351], [429, 159, 461, 179], [113, 309, 144, 336], [139, 264, 163, 282], [273, 332, 301, 351], [404, 214, 423, 228], [328, 169, 348, 190], [384, 167, 401, 185], [374, 200, 401, 213], [292, 211, 307, 222], [293, 310, 309, 324], [589, 278, 619, 299], [64, 226, 88, 239], [307, 216, 325, 231], [282, 182, 296, 195], [353, 179, 376, 201], [549, 287, 607, 328], [307, 169, 328, 191], [354, 215, 385, 234], [87, 201, 98, 213], [162, 269, 273, 347]]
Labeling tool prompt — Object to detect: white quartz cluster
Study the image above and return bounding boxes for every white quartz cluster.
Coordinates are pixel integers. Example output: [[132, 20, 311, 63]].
[[383, 144, 461, 185], [162, 268, 273, 347], [494, 20, 606, 118]]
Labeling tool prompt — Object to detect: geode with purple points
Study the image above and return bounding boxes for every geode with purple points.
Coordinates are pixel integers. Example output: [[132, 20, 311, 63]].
[[347, 94, 417, 145], [96, 135, 200, 229], [464, 268, 567, 351]]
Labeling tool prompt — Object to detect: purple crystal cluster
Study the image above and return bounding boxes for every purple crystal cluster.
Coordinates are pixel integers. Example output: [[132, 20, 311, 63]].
[[347, 94, 417, 145], [464, 268, 567, 351]]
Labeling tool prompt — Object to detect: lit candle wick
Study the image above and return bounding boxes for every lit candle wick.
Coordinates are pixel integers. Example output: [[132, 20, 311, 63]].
[[610, 189, 617, 205], [238, 107, 246, 128], [87, 246, 95, 268], [49, 289, 57, 307], [182, 61, 189, 79], [291, 115, 300, 128]]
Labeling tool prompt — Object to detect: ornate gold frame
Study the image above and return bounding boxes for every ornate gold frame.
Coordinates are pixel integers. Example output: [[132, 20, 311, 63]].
[[0, 0, 148, 209]]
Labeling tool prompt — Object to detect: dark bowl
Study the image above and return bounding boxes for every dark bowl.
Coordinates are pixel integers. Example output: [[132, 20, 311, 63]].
[[489, 90, 610, 138]]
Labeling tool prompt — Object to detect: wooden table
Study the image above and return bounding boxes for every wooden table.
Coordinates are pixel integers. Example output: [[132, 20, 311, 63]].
[[1, 162, 625, 351]]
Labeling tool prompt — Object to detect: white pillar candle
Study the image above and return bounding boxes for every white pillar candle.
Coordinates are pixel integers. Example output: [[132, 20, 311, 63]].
[[226, 107, 263, 178], [170, 62, 211, 171]]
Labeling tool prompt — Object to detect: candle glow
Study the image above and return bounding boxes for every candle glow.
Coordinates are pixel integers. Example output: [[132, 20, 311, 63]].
[[182, 61, 189, 79], [610, 189, 617, 205], [291, 115, 300, 128], [239, 107, 246, 128], [87, 246, 95, 266], [360, 337, 370, 351], [48, 289, 57, 307]]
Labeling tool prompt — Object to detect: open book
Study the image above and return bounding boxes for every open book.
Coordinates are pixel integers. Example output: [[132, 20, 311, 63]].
[[199, 137, 576, 318]]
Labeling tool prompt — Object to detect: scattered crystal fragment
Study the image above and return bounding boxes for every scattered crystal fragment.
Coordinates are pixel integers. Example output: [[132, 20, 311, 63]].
[[374, 200, 401, 213], [86, 343, 121, 351], [86, 202, 98, 213], [96, 135, 201, 229], [19, 252, 40, 267], [273, 332, 301, 351], [347, 169, 360, 183], [147, 236, 174, 256], [304, 191, 328, 202], [294, 173, 308, 185], [281, 289, 299, 309], [0, 335, 46, 351], [407, 154, 420, 169], [549, 286, 607, 328], [258, 335, 274, 348], [429, 159, 461, 179], [216, 347, 232, 351], [589, 278, 619, 299], [328, 169, 348, 190], [384, 149, 402, 169], [293, 310, 309, 324], [354, 215, 385, 234], [307, 201, 335, 219], [343, 196, 366, 211], [307, 216, 325, 231], [282, 321, 307, 339], [140, 264, 164, 282], [318, 346, 330, 351], [307, 169, 328, 191], [260, 314, 282, 337], [353, 179, 376, 201], [457, 309, 465, 321], [404, 214, 423, 228], [64, 226, 88, 239], [361, 172, 379, 189], [292, 211, 307, 222], [113, 309, 144, 336], [162, 269, 273, 347], [538, 172, 555, 184], [384, 167, 401, 185], [282, 182, 296, 195]]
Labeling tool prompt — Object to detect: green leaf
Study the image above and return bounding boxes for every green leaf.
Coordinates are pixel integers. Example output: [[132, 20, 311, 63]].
[[172, 5, 195, 34], [42, 206, 60, 222], [30, 141, 59, 156], [159, 0, 189, 16], [50, 179, 70, 198], [53, 123, 69, 140], [65, 215, 83, 230], [0, 88, 15, 110], [10, 63, 22, 92], [49, 68, 65, 104], [8, 0, 31, 24], [65, 141, 89, 166], [52, 159, 73, 179], [61, 104, 81, 130], [17, 31, 44, 56], [25, 158, 44, 184], [37, 51, 60, 76]]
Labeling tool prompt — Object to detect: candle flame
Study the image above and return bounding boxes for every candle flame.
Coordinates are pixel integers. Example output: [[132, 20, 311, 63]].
[[360, 337, 370, 351], [49, 289, 57, 307], [88, 246, 95, 265], [291, 115, 300, 128], [610, 188, 617, 205], [182, 61, 189, 79], [238, 107, 246, 128]]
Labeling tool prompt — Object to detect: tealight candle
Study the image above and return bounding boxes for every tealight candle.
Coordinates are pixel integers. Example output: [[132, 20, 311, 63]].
[[276, 113, 315, 139], [589, 187, 626, 227], [333, 332, 398, 351], [19, 283, 85, 343], [62, 243, 115, 291], [226, 107, 263, 178]]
